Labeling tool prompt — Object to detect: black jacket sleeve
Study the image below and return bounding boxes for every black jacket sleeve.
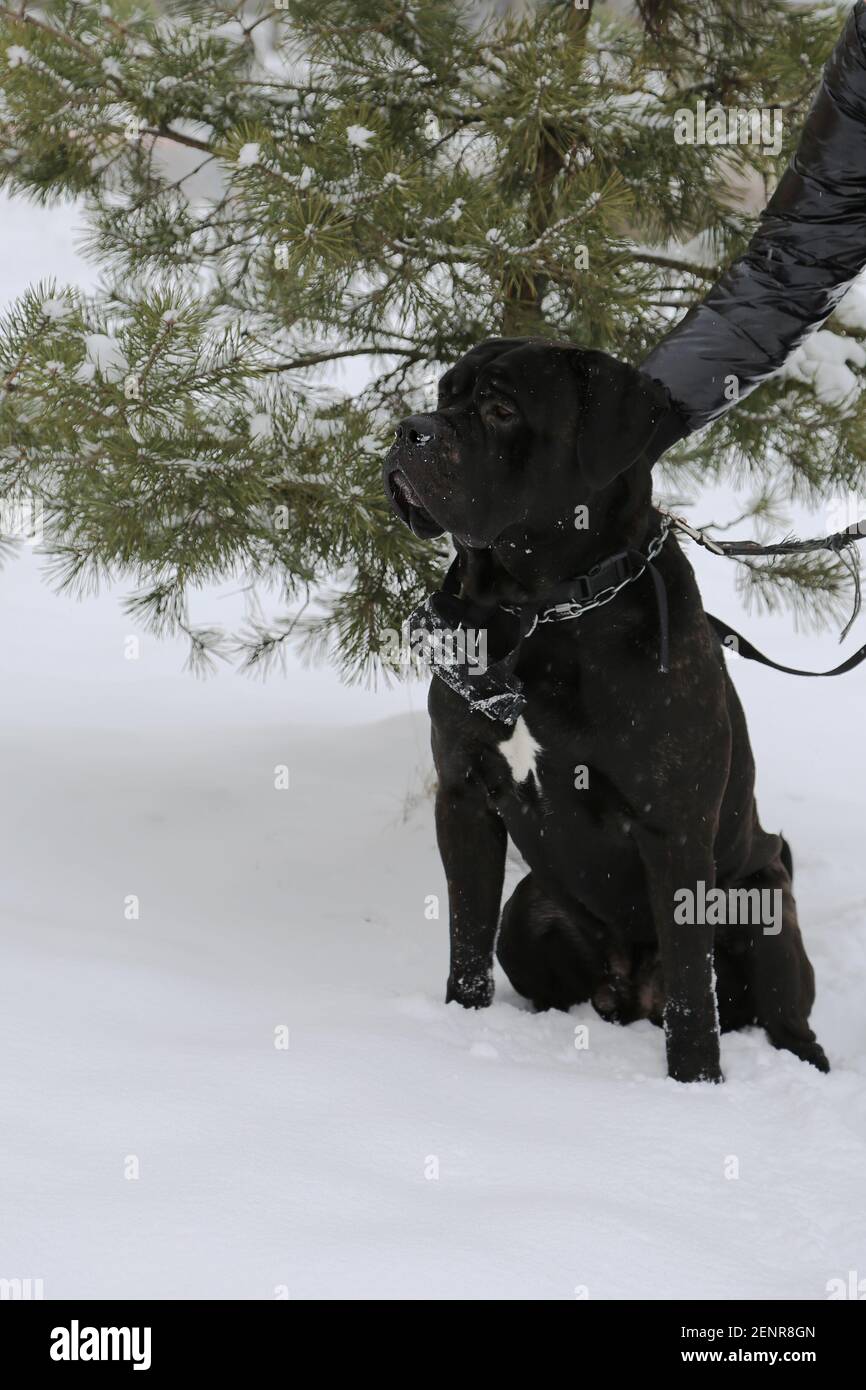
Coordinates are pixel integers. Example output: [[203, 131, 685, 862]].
[[641, 1, 866, 431]]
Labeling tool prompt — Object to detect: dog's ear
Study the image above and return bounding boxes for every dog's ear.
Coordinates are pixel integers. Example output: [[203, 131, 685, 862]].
[[572, 350, 687, 488]]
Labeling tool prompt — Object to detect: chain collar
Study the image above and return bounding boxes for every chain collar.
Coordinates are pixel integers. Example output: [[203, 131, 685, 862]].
[[502, 514, 672, 629], [407, 515, 674, 728]]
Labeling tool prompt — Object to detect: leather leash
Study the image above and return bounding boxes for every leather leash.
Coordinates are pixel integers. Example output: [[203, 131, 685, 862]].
[[661, 510, 866, 677]]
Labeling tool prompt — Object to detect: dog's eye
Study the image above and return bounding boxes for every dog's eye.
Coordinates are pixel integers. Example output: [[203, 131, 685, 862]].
[[491, 402, 516, 421]]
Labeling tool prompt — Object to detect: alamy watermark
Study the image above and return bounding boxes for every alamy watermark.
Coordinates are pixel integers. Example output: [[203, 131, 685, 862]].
[[379, 624, 488, 674], [826, 1270, 866, 1299], [674, 881, 782, 936], [0, 1276, 44, 1300], [50, 1321, 151, 1371], [826, 491, 866, 535], [673, 101, 783, 156]]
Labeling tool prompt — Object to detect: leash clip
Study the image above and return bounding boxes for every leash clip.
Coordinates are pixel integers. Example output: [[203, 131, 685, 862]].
[[666, 513, 726, 556]]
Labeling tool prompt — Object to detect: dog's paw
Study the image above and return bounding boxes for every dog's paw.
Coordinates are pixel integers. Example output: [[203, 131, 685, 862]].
[[770, 1032, 830, 1074], [805, 1043, 830, 1074], [446, 973, 494, 1009]]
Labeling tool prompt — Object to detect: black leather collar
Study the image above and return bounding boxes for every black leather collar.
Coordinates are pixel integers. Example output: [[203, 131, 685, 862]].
[[407, 519, 672, 726]]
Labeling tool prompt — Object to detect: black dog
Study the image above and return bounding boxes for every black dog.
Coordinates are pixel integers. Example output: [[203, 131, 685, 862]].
[[384, 338, 828, 1083]]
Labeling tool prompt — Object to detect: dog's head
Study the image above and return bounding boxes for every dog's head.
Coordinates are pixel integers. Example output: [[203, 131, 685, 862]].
[[383, 338, 685, 548]]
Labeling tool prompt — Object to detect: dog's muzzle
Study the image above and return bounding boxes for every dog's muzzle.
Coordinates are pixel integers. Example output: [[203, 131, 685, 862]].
[[384, 416, 447, 539]]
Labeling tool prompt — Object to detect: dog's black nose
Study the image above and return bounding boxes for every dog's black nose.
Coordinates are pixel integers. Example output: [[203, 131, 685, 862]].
[[395, 414, 437, 445]]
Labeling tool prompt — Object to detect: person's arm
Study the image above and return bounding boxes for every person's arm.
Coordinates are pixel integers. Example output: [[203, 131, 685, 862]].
[[642, 1, 866, 431]]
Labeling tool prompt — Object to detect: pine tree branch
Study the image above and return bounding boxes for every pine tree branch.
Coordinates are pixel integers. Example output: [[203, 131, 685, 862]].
[[0, 6, 92, 58], [0, 0, 856, 677], [141, 126, 215, 156], [253, 344, 424, 373], [631, 252, 719, 280]]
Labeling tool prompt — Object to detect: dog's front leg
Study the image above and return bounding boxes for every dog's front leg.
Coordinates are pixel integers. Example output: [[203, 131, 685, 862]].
[[633, 828, 722, 1084], [435, 778, 506, 1009]]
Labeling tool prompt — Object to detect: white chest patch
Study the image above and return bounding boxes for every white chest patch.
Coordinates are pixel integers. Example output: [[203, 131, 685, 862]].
[[498, 716, 542, 792]]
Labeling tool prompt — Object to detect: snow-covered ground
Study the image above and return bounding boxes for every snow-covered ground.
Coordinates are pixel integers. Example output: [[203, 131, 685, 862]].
[[2, 195, 866, 1300], [3, 542, 866, 1300]]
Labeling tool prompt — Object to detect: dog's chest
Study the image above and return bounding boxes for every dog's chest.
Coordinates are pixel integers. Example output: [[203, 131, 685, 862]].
[[496, 717, 542, 792], [474, 706, 646, 909], [475, 705, 580, 812], [471, 689, 639, 826], [433, 661, 651, 817]]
